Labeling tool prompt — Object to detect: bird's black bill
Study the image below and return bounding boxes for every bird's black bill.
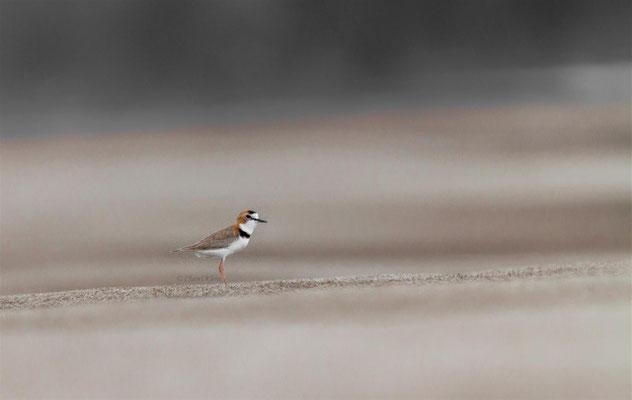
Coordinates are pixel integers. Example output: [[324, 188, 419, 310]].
[[253, 217, 267, 223]]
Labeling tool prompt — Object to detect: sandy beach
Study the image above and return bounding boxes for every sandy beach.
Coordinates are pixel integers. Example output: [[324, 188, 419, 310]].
[[1, 102, 630, 398], [1, 262, 629, 399]]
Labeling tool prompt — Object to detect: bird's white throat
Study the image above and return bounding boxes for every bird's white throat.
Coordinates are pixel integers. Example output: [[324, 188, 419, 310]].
[[239, 219, 257, 235]]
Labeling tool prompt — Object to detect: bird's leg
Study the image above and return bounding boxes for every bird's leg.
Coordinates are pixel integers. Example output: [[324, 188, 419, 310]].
[[218, 258, 227, 285]]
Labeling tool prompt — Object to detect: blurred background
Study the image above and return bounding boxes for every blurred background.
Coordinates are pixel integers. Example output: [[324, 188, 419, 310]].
[[1, 0, 630, 294]]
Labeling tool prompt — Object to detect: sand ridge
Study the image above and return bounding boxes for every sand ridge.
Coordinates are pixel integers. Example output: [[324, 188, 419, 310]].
[[2, 261, 628, 311]]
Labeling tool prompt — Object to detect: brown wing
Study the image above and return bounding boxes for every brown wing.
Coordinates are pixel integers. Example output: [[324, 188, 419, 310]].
[[178, 225, 238, 251]]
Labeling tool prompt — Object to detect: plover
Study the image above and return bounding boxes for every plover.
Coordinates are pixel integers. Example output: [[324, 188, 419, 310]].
[[172, 210, 267, 284]]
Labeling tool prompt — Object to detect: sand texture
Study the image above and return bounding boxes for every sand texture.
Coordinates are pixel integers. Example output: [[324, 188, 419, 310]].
[[1, 261, 630, 399]]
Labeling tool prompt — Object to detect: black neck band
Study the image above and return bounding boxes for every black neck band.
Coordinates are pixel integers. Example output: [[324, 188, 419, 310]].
[[238, 228, 251, 238]]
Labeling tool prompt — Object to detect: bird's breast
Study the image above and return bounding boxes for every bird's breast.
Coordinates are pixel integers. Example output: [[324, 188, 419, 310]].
[[228, 236, 249, 253]]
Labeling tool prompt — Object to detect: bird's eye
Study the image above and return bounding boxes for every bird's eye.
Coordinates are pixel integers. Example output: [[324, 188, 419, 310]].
[[246, 215, 252, 219]]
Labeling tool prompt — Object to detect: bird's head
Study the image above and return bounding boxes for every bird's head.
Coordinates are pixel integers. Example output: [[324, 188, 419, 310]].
[[236, 210, 267, 234]]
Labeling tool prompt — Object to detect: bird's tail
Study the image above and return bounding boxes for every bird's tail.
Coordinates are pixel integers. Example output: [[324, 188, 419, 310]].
[[172, 244, 196, 253]]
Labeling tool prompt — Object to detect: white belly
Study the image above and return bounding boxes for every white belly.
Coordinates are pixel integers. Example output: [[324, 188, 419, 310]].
[[194, 237, 249, 259]]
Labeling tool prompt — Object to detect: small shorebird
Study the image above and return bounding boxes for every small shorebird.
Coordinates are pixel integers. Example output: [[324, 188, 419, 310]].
[[172, 210, 267, 284]]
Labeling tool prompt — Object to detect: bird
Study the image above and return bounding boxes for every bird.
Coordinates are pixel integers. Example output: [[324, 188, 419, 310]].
[[171, 210, 267, 284]]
